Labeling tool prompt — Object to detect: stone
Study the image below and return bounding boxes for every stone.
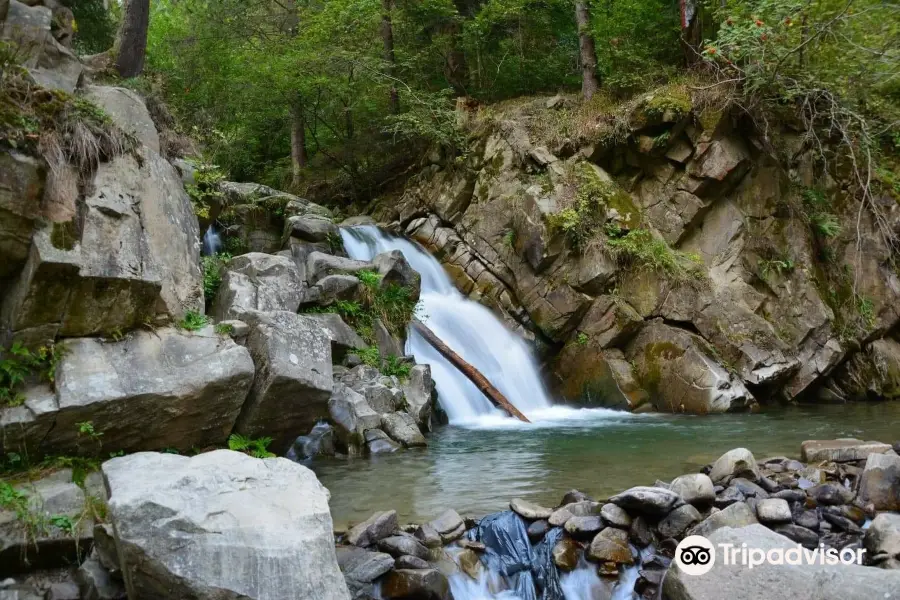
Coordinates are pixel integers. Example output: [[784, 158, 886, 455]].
[[329, 383, 382, 454], [714, 485, 744, 508], [730, 478, 768, 499], [92, 523, 119, 574], [347, 511, 398, 548], [564, 516, 604, 538], [401, 365, 434, 431], [377, 536, 430, 561], [44, 582, 79, 600], [609, 486, 682, 517], [773, 489, 806, 503], [864, 513, 900, 568], [76, 557, 125, 600], [600, 503, 632, 528], [821, 512, 861, 534], [793, 510, 819, 531], [689, 502, 758, 538], [427, 510, 465, 544], [307, 252, 372, 285], [336, 546, 394, 598], [552, 538, 581, 572], [625, 321, 756, 414], [414, 524, 442, 549], [2, 149, 202, 344], [85, 85, 160, 153], [0, 150, 42, 277], [372, 251, 422, 302], [237, 311, 333, 453], [857, 452, 900, 510], [381, 569, 450, 600], [457, 548, 483, 580], [708, 448, 759, 484], [807, 483, 854, 506], [587, 528, 633, 565], [0, 469, 94, 572], [211, 253, 306, 322], [103, 451, 350, 600], [664, 524, 900, 600], [827, 338, 900, 401], [527, 520, 551, 543], [1, 328, 254, 457], [756, 498, 792, 524], [364, 429, 402, 454], [657, 504, 702, 539], [306, 313, 368, 360], [381, 412, 427, 448], [800, 439, 892, 463], [284, 214, 338, 244], [669, 474, 715, 506], [773, 524, 819, 549], [560, 490, 592, 505], [509, 498, 553, 520], [395, 555, 430, 569]]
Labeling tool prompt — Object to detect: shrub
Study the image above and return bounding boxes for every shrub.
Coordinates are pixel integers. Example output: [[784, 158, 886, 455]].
[[201, 253, 231, 303], [606, 229, 704, 282], [178, 311, 208, 331], [1, 342, 66, 407], [227, 434, 275, 458]]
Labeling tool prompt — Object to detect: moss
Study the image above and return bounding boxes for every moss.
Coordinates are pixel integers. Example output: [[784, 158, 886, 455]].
[[50, 220, 78, 250]]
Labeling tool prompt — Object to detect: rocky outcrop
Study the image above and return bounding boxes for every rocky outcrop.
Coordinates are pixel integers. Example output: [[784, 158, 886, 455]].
[[0, 326, 255, 456], [103, 450, 351, 600]]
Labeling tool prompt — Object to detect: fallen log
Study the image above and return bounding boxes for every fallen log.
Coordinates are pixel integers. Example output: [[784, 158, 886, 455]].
[[411, 319, 531, 423]]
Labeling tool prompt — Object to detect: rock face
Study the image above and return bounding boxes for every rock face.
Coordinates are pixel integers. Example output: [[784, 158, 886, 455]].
[[0, 327, 255, 456], [103, 450, 351, 600], [211, 253, 306, 322], [84, 85, 160, 153], [858, 453, 900, 510], [664, 524, 900, 600]]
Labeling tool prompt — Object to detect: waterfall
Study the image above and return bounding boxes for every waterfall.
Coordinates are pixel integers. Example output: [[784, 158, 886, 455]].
[[341, 225, 557, 425], [202, 225, 222, 256]]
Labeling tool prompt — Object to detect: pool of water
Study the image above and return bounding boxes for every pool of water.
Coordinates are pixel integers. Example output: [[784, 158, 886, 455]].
[[312, 403, 900, 529]]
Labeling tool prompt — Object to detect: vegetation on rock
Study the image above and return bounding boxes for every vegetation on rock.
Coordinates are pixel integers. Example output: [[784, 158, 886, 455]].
[[0, 342, 65, 407]]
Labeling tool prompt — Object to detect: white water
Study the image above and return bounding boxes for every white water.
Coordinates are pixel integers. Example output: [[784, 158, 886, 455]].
[[342, 226, 559, 425], [202, 225, 222, 255]]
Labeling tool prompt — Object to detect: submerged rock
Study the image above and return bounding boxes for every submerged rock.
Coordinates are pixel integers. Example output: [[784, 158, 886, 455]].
[[587, 527, 633, 565], [103, 450, 350, 600], [381, 569, 450, 600]]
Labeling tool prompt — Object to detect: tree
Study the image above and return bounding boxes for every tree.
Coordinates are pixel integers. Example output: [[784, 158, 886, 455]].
[[115, 0, 150, 78], [574, 0, 600, 100], [381, 0, 400, 113]]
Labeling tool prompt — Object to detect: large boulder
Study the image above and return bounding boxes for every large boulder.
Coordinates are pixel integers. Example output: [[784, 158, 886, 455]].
[[708, 448, 759, 484], [103, 450, 351, 600], [664, 524, 900, 600], [865, 513, 900, 570], [211, 253, 306, 322], [626, 320, 756, 414], [84, 85, 160, 153], [0, 327, 254, 456], [237, 311, 334, 453], [800, 439, 892, 463], [1, 149, 202, 346], [328, 383, 382, 455], [858, 452, 900, 510], [826, 337, 900, 401], [401, 364, 434, 431], [336, 546, 394, 598]]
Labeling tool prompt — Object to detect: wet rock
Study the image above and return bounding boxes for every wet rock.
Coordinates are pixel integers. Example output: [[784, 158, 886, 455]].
[[800, 439, 892, 463], [381, 412, 427, 448], [773, 524, 819, 549], [755, 498, 791, 524], [427, 510, 465, 544], [793, 510, 819, 531], [658, 504, 702, 539], [864, 513, 900, 569], [329, 384, 382, 454], [564, 516, 604, 539], [609, 486, 682, 517], [587, 528, 633, 565], [458, 539, 485, 552], [527, 520, 551, 543], [381, 569, 450, 600], [510, 498, 553, 520], [457, 548, 483, 580], [709, 448, 759, 484], [378, 536, 430, 562], [552, 538, 581, 572], [773, 489, 806, 503], [364, 429, 402, 454], [690, 502, 757, 538], [629, 516, 655, 548], [75, 557, 124, 600], [336, 546, 395, 596], [664, 524, 900, 600], [600, 503, 632, 528], [858, 452, 900, 511], [669, 474, 715, 506], [348, 511, 398, 548], [103, 450, 350, 600], [401, 365, 435, 431], [414, 524, 442, 549], [395, 555, 430, 570], [560, 490, 592, 505], [808, 483, 854, 506], [821, 512, 861, 534]]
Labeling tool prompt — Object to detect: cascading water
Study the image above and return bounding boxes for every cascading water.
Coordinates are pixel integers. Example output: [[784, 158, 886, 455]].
[[341, 225, 571, 426], [202, 225, 222, 256]]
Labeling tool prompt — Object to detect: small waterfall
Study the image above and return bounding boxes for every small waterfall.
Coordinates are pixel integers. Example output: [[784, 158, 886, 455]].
[[341, 225, 556, 425], [202, 225, 222, 256]]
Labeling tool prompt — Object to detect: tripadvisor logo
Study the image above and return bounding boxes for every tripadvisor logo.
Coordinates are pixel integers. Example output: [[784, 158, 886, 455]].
[[675, 535, 716, 576]]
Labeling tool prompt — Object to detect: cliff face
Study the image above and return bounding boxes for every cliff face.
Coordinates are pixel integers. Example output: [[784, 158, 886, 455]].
[[369, 90, 900, 413]]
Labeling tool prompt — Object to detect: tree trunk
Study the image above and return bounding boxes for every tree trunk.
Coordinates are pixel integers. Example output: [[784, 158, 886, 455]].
[[574, 1, 600, 101], [114, 0, 150, 78], [380, 0, 399, 114], [411, 319, 531, 423], [290, 97, 308, 189]]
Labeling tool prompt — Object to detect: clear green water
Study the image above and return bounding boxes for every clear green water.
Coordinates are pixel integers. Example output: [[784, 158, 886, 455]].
[[312, 403, 900, 529]]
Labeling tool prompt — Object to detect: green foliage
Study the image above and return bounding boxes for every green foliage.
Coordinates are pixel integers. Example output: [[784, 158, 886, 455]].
[[70, 0, 118, 56], [227, 434, 275, 459], [382, 355, 412, 379], [356, 269, 383, 290], [801, 187, 842, 239], [1, 343, 66, 407], [576, 332, 589, 346], [202, 253, 231, 303], [606, 229, 704, 282], [186, 162, 226, 220], [357, 346, 382, 368], [178, 311, 209, 331], [214, 322, 234, 336], [49, 514, 76, 536], [758, 257, 795, 281]]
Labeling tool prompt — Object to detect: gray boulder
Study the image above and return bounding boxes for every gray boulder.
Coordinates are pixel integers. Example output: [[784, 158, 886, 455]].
[[755, 498, 791, 524], [328, 384, 382, 455], [381, 412, 426, 448], [284, 213, 338, 244], [858, 452, 900, 510], [372, 250, 422, 301], [664, 524, 900, 600], [307, 252, 371, 285], [800, 438, 892, 463], [689, 501, 758, 538], [708, 448, 759, 484], [305, 313, 367, 360], [377, 535, 430, 561], [211, 253, 305, 322], [0, 327, 254, 457], [84, 85, 160, 153], [76, 557, 125, 600], [237, 312, 333, 453], [657, 504, 702, 539], [347, 510, 398, 548], [670, 473, 715, 506], [401, 365, 435, 431], [336, 546, 394, 599], [427, 509, 465, 544], [103, 450, 351, 600], [510, 498, 553, 520], [865, 513, 900, 569], [382, 569, 450, 600], [609, 486, 683, 517], [364, 429, 401, 454], [0, 150, 42, 278]]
